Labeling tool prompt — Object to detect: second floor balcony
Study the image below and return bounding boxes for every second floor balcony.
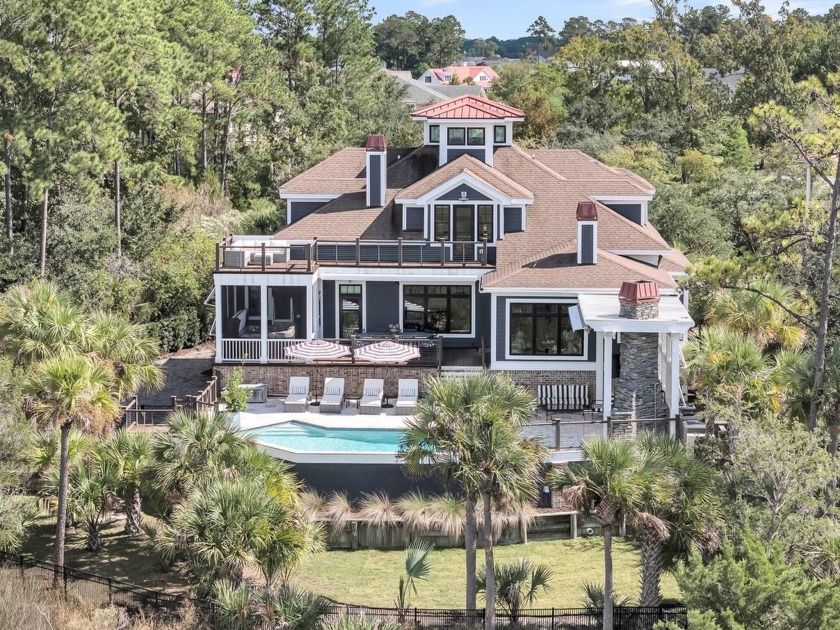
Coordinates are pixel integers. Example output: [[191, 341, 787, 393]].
[[215, 236, 496, 273]]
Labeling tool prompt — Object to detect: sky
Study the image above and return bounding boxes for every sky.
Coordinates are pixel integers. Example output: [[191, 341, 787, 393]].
[[369, 0, 838, 39]]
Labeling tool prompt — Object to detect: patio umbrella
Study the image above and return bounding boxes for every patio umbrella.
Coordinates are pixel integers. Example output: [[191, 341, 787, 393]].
[[353, 340, 421, 364], [285, 339, 351, 361], [354, 340, 421, 406]]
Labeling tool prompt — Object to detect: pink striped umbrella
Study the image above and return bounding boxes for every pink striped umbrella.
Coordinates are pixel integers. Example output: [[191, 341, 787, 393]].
[[286, 339, 350, 361], [353, 340, 421, 364]]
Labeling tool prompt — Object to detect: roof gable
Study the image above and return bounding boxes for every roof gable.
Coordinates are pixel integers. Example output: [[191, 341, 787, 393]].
[[411, 95, 524, 120]]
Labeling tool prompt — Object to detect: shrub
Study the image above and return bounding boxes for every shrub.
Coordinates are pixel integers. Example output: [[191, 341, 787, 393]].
[[220, 367, 250, 412]]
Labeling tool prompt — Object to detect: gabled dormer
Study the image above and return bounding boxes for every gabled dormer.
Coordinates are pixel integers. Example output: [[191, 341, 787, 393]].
[[411, 96, 525, 167]]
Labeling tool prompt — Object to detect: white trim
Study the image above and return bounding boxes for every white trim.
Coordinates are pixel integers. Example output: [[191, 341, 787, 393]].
[[490, 360, 597, 371], [336, 281, 366, 338], [503, 298, 590, 362], [395, 170, 533, 207], [318, 267, 490, 282], [279, 193, 340, 202], [481, 286, 681, 296], [411, 117, 525, 123], [398, 281, 476, 339], [591, 195, 654, 202], [365, 150, 386, 207], [608, 249, 671, 256], [576, 220, 598, 264], [602, 334, 613, 423]]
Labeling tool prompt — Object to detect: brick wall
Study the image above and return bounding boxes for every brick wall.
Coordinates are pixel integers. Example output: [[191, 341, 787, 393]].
[[499, 370, 597, 401], [216, 364, 439, 399]]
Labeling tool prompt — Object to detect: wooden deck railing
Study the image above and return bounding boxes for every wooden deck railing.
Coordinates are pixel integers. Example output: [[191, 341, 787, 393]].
[[120, 376, 220, 429]]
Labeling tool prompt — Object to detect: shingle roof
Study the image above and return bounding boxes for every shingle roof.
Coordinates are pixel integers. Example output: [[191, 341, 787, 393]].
[[397, 154, 533, 201], [274, 139, 686, 290], [411, 95, 524, 120]]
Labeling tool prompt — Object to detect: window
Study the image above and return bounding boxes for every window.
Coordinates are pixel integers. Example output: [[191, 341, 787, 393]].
[[339, 285, 363, 337], [447, 127, 466, 146], [429, 125, 440, 143], [403, 285, 472, 334], [467, 128, 485, 146], [424, 76, 431, 83], [478, 204, 493, 241], [494, 125, 506, 144], [509, 303, 584, 357], [434, 205, 450, 240]]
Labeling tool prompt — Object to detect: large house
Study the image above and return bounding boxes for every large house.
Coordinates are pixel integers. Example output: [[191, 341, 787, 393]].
[[212, 95, 693, 430], [418, 64, 499, 87]]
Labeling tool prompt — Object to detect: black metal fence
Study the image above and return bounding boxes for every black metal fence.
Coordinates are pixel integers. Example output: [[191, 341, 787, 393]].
[[0, 550, 687, 629]]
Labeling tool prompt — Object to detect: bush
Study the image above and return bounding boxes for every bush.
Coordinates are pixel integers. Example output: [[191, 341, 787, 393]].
[[150, 309, 211, 354], [220, 367, 250, 412]]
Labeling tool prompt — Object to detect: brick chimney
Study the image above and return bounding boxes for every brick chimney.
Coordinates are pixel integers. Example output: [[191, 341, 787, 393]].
[[365, 134, 387, 207], [576, 201, 598, 265], [619, 280, 660, 319]]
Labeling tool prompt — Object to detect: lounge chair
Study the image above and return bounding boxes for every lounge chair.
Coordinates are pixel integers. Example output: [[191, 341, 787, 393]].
[[283, 376, 310, 413], [395, 379, 419, 415], [359, 379, 384, 415], [320, 377, 345, 414]]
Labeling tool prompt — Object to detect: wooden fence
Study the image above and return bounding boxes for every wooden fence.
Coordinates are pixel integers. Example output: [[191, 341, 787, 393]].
[[120, 375, 219, 429]]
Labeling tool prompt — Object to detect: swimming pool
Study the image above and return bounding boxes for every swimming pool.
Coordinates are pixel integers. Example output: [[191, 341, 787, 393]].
[[248, 421, 404, 453]]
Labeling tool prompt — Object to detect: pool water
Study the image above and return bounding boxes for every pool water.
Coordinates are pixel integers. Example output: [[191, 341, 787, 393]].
[[248, 421, 404, 453]]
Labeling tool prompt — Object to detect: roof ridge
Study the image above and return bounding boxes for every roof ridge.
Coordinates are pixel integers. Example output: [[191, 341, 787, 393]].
[[484, 238, 577, 286], [591, 199, 670, 250], [460, 155, 534, 198], [508, 145, 569, 182], [596, 249, 669, 285]]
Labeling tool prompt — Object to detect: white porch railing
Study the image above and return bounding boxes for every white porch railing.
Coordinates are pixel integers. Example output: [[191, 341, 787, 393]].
[[222, 339, 261, 362], [267, 339, 303, 362]]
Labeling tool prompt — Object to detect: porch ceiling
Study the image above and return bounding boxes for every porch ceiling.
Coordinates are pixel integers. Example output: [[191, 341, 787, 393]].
[[576, 294, 694, 334]]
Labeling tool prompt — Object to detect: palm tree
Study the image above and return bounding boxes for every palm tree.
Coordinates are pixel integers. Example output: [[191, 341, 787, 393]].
[[57, 456, 118, 552], [684, 326, 771, 433], [395, 540, 434, 619], [705, 280, 806, 351], [23, 353, 120, 578], [636, 434, 721, 607], [151, 410, 251, 502], [478, 559, 552, 625], [550, 438, 667, 630], [99, 430, 152, 536], [400, 372, 542, 625]]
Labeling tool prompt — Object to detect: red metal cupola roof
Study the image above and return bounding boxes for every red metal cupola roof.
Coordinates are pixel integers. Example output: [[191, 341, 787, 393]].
[[619, 280, 661, 304], [576, 201, 598, 221], [365, 133, 387, 152], [411, 95, 525, 121]]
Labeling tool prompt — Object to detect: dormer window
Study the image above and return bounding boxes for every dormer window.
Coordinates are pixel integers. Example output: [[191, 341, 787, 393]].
[[448, 127, 466, 146], [467, 128, 485, 146], [429, 125, 440, 143], [494, 125, 506, 144]]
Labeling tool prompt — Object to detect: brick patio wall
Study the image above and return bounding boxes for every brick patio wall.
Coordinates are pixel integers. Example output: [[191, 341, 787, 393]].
[[215, 364, 439, 399]]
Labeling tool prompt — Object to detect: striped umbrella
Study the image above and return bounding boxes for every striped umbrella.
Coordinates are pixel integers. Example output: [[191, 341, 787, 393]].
[[286, 339, 351, 361], [353, 340, 421, 364]]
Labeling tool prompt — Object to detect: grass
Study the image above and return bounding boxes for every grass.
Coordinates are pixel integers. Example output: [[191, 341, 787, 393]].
[[291, 538, 681, 609], [18, 507, 679, 609]]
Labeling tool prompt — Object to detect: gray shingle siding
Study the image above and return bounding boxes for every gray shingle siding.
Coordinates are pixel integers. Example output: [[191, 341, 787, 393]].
[[288, 201, 327, 224], [365, 282, 399, 333], [405, 206, 424, 231], [504, 207, 523, 233], [322, 281, 336, 337], [438, 183, 491, 201], [368, 154, 382, 206], [446, 148, 485, 163], [581, 224, 595, 264], [605, 203, 642, 225]]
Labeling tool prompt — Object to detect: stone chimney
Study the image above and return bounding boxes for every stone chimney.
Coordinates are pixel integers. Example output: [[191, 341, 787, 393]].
[[576, 201, 598, 265], [619, 280, 660, 319], [365, 134, 387, 207]]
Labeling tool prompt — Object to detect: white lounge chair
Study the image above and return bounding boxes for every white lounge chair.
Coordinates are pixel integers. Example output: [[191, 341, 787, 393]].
[[359, 379, 384, 415], [395, 379, 419, 415], [320, 377, 345, 414], [283, 376, 310, 413]]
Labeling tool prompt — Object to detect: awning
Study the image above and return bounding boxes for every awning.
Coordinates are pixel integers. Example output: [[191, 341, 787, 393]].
[[577, 294, 694, 334]]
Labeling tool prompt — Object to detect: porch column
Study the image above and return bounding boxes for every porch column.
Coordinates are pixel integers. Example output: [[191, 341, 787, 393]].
[[668, 333, 681, 435], [260, 284, 268, 364], [602, 333, 613, 437], [215, 282, 223, 362], [307, 282, 315, 339]]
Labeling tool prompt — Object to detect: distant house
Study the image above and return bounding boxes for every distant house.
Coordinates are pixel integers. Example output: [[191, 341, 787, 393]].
[[454, 56, 508, 68], [418, 64, 499, 87], [702, 67, 746, 93], [386, 70, 486, 107], [212, 95, 693, 433]]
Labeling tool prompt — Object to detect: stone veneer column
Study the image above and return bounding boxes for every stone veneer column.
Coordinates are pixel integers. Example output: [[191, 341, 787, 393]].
[[612, 281, 664, 419]]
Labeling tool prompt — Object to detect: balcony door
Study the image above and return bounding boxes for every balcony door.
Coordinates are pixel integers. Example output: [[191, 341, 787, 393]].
[[339, 284, 363, 338], [452, 205, 474, 262]]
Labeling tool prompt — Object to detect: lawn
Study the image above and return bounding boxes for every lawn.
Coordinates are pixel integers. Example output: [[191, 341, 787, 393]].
[[292, 538, 680, 609], [20, 509, 679, 608]]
